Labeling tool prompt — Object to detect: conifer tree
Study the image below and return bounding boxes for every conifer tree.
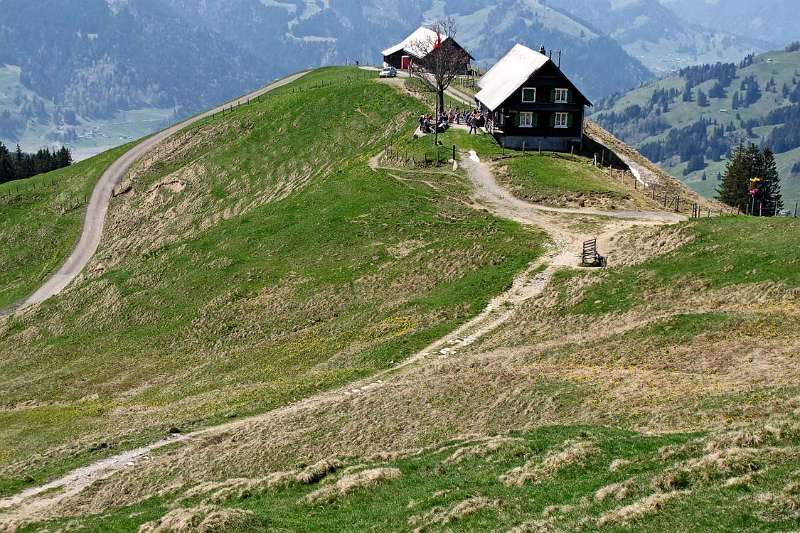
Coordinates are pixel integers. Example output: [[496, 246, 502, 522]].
[[717, 143, 755, 210], [718, 144, 783, 216], [759, 148, 783, 215]]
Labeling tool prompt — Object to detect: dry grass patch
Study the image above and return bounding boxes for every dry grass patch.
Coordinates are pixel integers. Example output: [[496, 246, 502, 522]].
[[596, 490, 688, 527], [595, 479, 634, 502], [408, 496, 501, 532], [138, 505, 262, 533], [301, 467, 401, 505], [499, 439, 598, 487]]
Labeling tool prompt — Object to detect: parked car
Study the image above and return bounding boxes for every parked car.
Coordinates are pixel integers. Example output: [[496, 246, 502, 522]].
[[379, 67, 397, 78]]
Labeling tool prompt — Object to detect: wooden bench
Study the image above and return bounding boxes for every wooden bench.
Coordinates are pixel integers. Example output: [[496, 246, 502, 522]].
[[582, 238, 606, 268]]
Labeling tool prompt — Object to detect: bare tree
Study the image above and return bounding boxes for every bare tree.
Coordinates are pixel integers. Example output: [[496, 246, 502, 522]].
[[410, 18, 471, 150]]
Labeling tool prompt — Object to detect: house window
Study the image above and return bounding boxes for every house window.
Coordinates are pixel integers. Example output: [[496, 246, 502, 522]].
[[521, 88, 536, 103], [520, 112, 535, 128], [554, 88, 569, 103], [554, 112, 569, 129]]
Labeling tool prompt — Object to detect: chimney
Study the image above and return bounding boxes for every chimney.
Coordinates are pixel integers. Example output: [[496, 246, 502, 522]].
[[539, 45, 546, 55]]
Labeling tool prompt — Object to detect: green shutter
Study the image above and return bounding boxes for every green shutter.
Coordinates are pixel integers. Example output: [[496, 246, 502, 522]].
[[514, 112, 520, 127], [532, 112, 538, 128], [568, 89, 573, 104], [567, 113, 573, 128], [550, 89, 555, 103], [550, 113, 556, 128]]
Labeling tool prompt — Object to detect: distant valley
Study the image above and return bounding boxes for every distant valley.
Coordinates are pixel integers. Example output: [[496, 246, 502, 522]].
[[0, 0, 796, 166]]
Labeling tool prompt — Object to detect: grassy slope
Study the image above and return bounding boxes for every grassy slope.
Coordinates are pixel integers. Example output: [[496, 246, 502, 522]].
[[0, 68, 546, 495], [591, 49, 800, 205], [0, 143, 134, 309], [389, 126, 640, 208], [495, 153, 632, 207], [563, 217, 800, 316], [17, 205, 800, 531]]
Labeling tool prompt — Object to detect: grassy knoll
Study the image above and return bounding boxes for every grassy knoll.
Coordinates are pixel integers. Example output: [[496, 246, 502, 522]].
[[24, 423, 800, 532], [495, 152, 632, 207], [0, 68, 546, 495], [387, 122, 641, 209], [0, 144, 134, 309], [562, 216, 800, 316]]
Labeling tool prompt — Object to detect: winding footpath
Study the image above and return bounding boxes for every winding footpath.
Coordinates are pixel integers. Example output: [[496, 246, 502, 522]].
[[0, 71, 308, 317], [0, 76, 687, 529]]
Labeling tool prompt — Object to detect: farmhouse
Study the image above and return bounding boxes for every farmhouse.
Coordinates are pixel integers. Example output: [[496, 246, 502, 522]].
[[476, 44, 592, 152], [382, 26, 472, 73]]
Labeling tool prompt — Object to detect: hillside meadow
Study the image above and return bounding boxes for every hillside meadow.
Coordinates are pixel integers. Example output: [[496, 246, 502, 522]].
[[0, 68, 548, 496], [18, 216, 800, 531]]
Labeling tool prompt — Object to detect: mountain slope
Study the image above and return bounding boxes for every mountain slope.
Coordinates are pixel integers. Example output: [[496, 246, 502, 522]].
[[549, 0, 766, 74], [2, 67, 800, 531], [0, 0, 274, 158], [0, 68, 546, 500], [660, 0, 800, 49], [592, 48, 800, 206], [166, 0, 653, 101]]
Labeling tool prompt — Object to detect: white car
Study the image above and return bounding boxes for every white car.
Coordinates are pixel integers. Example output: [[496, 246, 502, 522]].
[[379, 67, 397, 78]]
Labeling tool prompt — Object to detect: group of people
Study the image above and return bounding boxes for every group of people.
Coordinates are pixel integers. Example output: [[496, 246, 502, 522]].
[[418, 114, 449, 134], [418, 107, 491, 135]]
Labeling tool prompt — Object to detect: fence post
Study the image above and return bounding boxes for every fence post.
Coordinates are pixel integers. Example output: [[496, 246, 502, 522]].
[[795, 201, 798, 218], [452, 144, 456, 161], [522, 141, 526, 155]]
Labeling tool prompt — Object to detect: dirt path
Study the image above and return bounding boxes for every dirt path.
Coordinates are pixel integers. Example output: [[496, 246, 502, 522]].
[[0, 83, 685, 530], [0, 72, 309, 318]]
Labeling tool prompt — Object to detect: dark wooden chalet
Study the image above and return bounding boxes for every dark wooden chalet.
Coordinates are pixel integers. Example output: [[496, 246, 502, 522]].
[[475, 44, 592, 152], [382, 26, 472, 74]]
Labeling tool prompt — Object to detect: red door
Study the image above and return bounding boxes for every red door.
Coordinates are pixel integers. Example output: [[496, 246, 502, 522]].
[[401, 56, 411, 70]]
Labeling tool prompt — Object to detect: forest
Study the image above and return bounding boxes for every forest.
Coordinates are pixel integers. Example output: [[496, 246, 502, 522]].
[[0, 141, 72, 184]]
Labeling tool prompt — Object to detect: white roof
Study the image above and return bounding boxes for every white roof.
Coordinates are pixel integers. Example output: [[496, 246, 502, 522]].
[[475, 44, 550, 111], [382, 26, 449, 59]]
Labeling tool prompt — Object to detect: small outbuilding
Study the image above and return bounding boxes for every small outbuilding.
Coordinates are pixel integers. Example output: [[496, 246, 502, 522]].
[[475, 44, 592, 152], [382, 26, 472, 74]]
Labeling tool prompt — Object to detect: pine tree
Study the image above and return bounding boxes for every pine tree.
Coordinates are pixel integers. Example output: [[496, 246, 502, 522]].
[[732, 92, 740, 110], [57, 146, 73, 167], [758, 148, 783, 216], [697, 89, 709, 107], [717, 143, 756, 211], [0, 142, 12, 184]]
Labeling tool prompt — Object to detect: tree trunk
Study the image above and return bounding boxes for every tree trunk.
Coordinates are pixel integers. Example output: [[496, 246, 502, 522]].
[[437, 87, 446, 115]]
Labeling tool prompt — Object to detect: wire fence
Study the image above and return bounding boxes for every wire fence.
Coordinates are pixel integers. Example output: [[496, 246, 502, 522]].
[[382, 144, 453, 168]]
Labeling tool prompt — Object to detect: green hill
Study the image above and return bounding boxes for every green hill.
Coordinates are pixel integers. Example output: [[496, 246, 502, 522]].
[[0, 68, 546, 498], [2, 67, 800, 531], [592, 47, 800, 208]]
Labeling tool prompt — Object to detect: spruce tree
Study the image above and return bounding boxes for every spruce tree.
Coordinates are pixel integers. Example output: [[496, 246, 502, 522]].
[[0, 142, 12, 184], [717, 143, 755, 211], [758, 148, 783, 216]]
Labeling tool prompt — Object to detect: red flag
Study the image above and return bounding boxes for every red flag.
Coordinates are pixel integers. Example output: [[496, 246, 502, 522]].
[[434, 29, 442, 50]]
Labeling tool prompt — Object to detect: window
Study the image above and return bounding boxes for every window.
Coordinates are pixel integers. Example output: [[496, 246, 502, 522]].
[[521, 88, 536, 103], [554, 88, 569, 103], [519, 112, 535, 128], [554, 112, 569, 129]]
